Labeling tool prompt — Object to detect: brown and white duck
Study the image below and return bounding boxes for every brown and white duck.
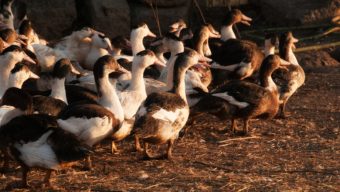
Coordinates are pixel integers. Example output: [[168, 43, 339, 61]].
[[0, 113, 90, 188], [192, 54, 289, 135], [211, 9, 264, 87], [133, 49, 201, 160], [32, 58, 80, 116], [275, 31, 305, 118]]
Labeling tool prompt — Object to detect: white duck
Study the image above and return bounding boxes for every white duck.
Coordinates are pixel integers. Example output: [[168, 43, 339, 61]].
[[110, 50, 161, 152]]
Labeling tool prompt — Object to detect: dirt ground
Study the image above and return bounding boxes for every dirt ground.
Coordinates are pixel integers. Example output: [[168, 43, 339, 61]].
[[0, 53, 339, 191]]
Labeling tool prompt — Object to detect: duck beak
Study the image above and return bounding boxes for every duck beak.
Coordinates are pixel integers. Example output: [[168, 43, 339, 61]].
[[70, 63, 81, 75], [124, 40, 132, 50], [153, 57, 166, 67], [241, 14, 252, 26], [198, 54, 212, 63], [292, 37, 299, 43], [210, 32, 221, 38], [109, 66, 129, 79], [169, 23, 179, 32], [147, 30, 157, 38], [29, 71, 39, 79], [23, 53, 36, 64]]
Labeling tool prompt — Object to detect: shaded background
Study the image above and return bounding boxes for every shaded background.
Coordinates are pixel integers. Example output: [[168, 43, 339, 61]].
[[12, 0, 340, 40]]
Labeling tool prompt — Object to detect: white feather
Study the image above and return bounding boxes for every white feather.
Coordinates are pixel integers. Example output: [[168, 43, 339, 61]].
[[57, 116, 113, 147], [152, 108, 181, 123], [0, 107, 24, 126], [212, 92, 249, 108], [14, 130, 59, 170]]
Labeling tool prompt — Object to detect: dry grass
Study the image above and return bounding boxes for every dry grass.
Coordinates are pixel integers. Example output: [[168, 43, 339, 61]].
[[0, 66, 339, 191]]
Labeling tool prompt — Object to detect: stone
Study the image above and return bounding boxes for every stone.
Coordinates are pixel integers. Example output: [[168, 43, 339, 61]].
[[249, 0, 340, 25], [85, 0, 130, 38], [25, 0, 77, 40]]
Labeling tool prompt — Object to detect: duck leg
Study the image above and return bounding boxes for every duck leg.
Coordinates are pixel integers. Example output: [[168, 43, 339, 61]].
[[231, 119, 237, 133], [42, 170, 53, 187], [0, 148, 10, 173], [111, 141, 119, 154], [134, 135, 143, 152], [84, 156, 92, 171], [243, 119, 249, 135], [21, 166, 29, 188], [142, 142, 152, 160], [166, 139, 175, 160], [280, 101, 288, 118]]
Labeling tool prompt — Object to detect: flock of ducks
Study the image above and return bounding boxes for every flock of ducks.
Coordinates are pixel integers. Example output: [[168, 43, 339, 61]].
[[0, 0, 305, 188]]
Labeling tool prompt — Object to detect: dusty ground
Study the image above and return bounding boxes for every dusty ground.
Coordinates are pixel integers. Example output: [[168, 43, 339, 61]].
[[0, 55, 339, 191]]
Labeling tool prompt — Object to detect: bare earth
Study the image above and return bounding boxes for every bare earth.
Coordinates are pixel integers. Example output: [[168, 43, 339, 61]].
[[0, 58, 339, 191]]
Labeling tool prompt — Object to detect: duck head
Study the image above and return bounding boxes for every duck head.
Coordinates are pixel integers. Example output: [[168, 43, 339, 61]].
[[52, 58, 80, 79], [91, 33, 113, 51], [9, 62, 39, 87], [1, 87, 33, 115], [131, 22, 156, 38], [223, 9, 252, 26], [169, 19, 187, 35], [264, 32, 278, 56]]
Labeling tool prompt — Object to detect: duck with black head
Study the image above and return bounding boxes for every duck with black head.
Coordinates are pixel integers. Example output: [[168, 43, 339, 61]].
[[133, 49, 203, 160], [32, 58, 80, 117], [8, 62, 39, 89], [192, 54, 290, 135], [210, 9, 264, 87], [58, 55, 126, 170]]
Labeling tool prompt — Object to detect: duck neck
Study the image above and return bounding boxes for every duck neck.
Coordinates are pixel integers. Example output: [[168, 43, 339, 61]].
[[165, 42, 184, 89], [7, 76, 25, 89], [221, 25, 236, 41], [112, 47, 122, 56], [130, 62, 146, 93], [131, 32, 145, 56], [97, 76, 124, 122], [0, 59, 17, 98], [194, 33, 207, 55], [50, 78, 68, 104], [264, 42, 276, 56], [170, 66, 188, 103], [0, 108, 25, 127], [288, 45, 299, 66], [89, 45, 108, 57], [260, 72, 278, 94]]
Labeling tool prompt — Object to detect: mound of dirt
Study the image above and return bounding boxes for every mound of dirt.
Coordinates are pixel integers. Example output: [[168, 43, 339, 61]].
[[330, 47, 340, 62], [297, 50, 340, 70]]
